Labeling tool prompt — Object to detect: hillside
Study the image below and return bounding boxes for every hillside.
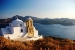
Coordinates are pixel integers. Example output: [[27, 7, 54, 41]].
[[0, 15, 75, 26], [0, 36, 75, 50]]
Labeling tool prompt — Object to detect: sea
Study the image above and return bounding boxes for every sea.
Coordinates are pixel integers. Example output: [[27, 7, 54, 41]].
[[34, 23, 75, 40]]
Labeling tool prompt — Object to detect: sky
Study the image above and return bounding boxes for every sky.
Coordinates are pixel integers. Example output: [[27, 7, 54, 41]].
[[0, 0, 75, 19]]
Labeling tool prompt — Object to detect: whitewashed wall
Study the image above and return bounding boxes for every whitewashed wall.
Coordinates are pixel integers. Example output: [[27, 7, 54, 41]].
[[13, 27, 21, 34], [34, 30, 38, 37]]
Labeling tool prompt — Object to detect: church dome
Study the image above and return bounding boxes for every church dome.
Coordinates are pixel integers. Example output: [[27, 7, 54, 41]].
[[12, 18, 23, 24]]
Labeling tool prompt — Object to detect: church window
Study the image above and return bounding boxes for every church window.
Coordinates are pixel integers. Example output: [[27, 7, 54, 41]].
[[20, 24, 22, 26], [21, 29, 23, 32]]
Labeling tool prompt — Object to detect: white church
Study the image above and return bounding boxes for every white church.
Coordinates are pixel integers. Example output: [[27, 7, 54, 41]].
[[1, 17, 43, 40]]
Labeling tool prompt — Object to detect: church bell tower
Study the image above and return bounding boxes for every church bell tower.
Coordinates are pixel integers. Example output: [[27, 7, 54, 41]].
[[26, 17, 34, 37]]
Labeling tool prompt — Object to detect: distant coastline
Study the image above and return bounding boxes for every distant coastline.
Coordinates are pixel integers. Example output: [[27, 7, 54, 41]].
[[0, 15, 75, 26]]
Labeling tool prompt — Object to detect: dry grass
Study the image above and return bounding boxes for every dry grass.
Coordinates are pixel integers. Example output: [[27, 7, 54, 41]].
[[0, 36, 75, 50]]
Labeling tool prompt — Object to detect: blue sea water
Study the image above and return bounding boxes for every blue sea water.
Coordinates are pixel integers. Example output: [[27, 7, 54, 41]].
[[34, 23, 75, 40]]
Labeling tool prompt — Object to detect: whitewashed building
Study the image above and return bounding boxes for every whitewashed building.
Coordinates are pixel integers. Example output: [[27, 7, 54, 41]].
[[1, 17, 43, 40]]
